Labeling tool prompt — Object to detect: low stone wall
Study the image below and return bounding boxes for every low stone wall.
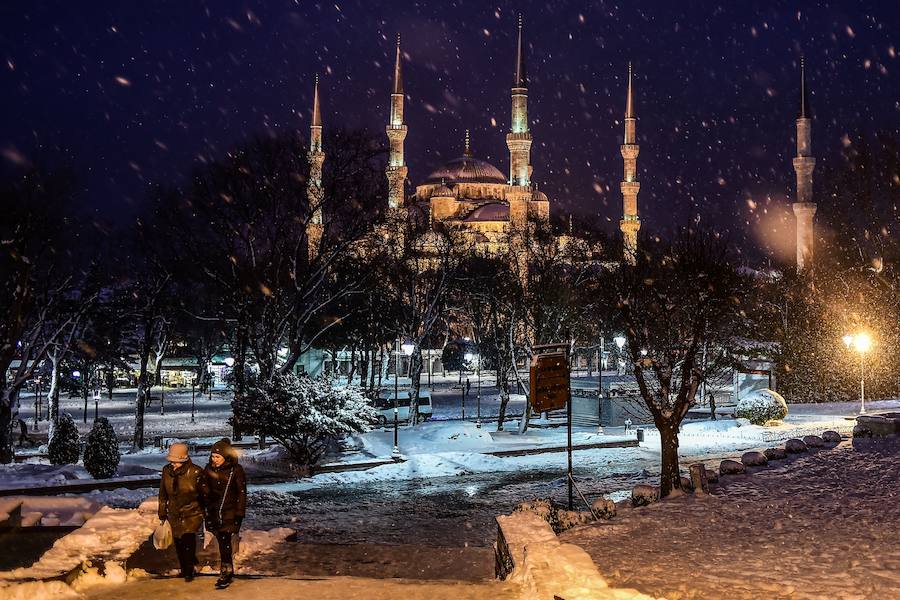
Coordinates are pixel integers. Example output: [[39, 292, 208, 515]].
[[854, 413, 900, 438]]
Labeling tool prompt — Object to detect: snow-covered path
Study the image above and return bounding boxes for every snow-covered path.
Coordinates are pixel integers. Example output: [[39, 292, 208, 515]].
[[561, 438, 900, 599]]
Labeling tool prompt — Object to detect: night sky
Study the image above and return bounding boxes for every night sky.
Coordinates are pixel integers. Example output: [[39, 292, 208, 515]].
[[1, 1, 897, 261]]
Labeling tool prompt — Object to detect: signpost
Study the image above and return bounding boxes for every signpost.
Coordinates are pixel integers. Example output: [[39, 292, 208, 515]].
[[530, 344, 574, 509]]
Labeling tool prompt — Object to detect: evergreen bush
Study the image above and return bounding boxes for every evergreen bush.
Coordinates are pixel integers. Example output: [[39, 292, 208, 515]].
[[48, 413, 81, 465], [736, 389, 789, 426], [83, 417, 120, 478], [233, 373, 379, 467]]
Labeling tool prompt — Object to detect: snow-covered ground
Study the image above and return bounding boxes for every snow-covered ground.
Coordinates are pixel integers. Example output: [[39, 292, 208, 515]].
[[14, 388, 235, 441], [561, 436, 900, 599], [265, 408, 854, 494]]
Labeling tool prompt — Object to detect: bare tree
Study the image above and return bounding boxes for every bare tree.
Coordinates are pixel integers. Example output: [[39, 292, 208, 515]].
[[606, 230, 748, 496], [384, 216, 470, 424], [0, 169, 95, 463]]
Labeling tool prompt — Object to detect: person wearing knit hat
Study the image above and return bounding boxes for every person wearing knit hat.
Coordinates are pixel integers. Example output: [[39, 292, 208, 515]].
[[158, 442, 204, 581], [203, 437, 247, 589]]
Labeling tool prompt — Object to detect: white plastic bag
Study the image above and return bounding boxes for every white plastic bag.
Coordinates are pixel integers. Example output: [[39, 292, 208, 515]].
[[152, 520, 173, 550]]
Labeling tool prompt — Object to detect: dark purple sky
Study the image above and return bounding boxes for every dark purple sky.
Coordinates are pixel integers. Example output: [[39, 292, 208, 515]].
[[1, 1, 897, 259]]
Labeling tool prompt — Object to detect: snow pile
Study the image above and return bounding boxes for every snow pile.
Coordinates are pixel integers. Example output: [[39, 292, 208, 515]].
[[69, 560, 128, 593], [223, 527, 295, 574], [735, 389, 788, 425], [512, 541, 657, 600], [498, 512, 657, 599], [236, 527, 294, 558], [0, 502, 158, 580], [0, 496, 101, 528]]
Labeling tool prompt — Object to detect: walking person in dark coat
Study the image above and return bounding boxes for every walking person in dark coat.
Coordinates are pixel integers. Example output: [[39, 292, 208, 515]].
[[158, 442, 204, 581], [203, 438, 247, 589]]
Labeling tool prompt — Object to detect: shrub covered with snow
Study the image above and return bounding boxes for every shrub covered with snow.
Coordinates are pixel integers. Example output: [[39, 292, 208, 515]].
[[48, 414, 80, 465], [233, 373, 379, 468], [84, 417, 121, 479], [735, 389, 788, 426]]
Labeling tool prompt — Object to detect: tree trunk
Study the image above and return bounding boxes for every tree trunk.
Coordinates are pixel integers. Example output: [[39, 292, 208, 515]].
[[359, 352, 369, 391], [106, 368, 114, 399], [47, 351, 61, 441], [408, 346, 424, 426], [82, 371, 89, 423], [376, 346, 384, 391], [133, 350, 150, 451], [347, 345, 358, 385], [658, 420, 682, 497], [197, 355, 209, 393], [365, 348, 374, 394], [0, 388, 13, 463], [496, 376, 510, 431], [232, 322, 248, 441]]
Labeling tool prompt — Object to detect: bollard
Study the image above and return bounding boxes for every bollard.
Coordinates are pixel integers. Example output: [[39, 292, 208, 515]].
[[689, 463, 709, 494], [636, 428, 644, 443]]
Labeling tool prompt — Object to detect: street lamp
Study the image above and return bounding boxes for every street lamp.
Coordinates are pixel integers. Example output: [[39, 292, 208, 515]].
[[224, 357, 235, 368], [614, 336, 626, 376], [467, 351, 481, 429], [844, 332, 872, 414], [401, 342, 415, 377], [464, 352, 474, 421], [391, 338, 413, 456]]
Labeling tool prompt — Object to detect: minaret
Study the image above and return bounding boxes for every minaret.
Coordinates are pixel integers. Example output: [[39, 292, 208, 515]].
[[386, 33, 408, 216], [307, 75, 325, 259], [792, 57, 816, 272], [507, 14, 533, 228], [620, 63, 641, 265]]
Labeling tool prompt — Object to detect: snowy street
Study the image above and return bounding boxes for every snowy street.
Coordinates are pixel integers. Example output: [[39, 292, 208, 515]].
[[12, 383, 531, 443]]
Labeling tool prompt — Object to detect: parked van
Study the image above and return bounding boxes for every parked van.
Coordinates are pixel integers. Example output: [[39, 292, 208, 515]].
[[374, 388, 433, 424]]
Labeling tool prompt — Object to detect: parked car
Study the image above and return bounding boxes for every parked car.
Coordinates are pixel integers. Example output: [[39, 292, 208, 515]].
[[373, 388, 433, 424]]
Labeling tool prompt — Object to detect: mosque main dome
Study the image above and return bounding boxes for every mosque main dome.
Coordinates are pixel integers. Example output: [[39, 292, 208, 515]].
[[424, 155, 507, 185]]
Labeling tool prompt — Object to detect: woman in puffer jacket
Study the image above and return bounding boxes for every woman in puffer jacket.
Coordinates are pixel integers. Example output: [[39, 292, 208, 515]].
[[158, 442, 204, 581], [203, 438, 247, 589]]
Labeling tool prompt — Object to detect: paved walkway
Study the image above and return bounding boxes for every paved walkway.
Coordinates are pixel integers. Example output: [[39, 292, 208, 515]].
[[561, 438, 900, 599], [83, 575, 522, 599]]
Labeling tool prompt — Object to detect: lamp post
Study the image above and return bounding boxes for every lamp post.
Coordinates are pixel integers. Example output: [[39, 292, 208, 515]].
[[191, 374, 196, 424], [207, 364, 214, 403], [597, 335, 605, 434], [472, 351, 481, 429], [464, 352, 474, 422], [33, 379, 39, 432], [401, 341, 415, 423], [844, 332, 872, 414], [392, 337, 404, 457]]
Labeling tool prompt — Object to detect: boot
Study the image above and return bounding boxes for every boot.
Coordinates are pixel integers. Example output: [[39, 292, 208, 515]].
[[214, 563, 233, 589]]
